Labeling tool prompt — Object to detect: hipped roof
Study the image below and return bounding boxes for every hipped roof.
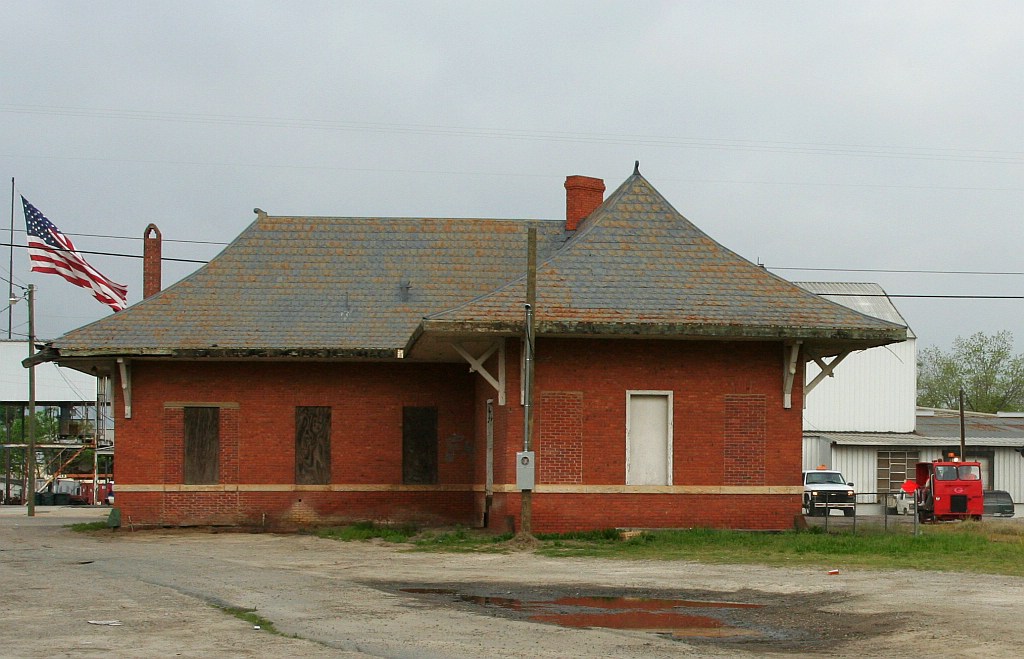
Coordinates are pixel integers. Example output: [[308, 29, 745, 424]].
[[414, 173, 905, 357], [46, 170, 905, 365]]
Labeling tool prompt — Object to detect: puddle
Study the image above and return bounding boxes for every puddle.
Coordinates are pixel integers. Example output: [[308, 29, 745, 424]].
[[400, 588, 763, 639]]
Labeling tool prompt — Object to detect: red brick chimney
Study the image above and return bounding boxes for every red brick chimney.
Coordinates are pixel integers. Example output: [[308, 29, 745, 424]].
[[564, 175, 605, 231], [143, 223, 162, 299]]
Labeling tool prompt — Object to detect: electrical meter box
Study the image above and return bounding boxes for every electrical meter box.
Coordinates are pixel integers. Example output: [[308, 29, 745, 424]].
[[516, 451, 535, 490]]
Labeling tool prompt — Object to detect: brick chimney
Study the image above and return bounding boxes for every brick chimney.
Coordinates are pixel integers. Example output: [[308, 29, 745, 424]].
[[564, 175, 605, 231], [143, 223, 162, 299]]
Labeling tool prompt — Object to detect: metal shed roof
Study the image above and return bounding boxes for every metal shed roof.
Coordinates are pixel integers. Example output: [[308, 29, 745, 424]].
[[794, 282, 916, 339], [808, 432, 1024, 448]]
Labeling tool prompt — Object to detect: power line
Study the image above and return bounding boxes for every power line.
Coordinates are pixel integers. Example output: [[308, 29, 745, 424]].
[[4, 236, 1024, 289], [874, 294, 1024, 300], [6, 226, 226, 246], [0, 242, 207, 264], [8, 152, 1024, 193], [3, 103, 1024, 165], [3, 225, 1022, 278]]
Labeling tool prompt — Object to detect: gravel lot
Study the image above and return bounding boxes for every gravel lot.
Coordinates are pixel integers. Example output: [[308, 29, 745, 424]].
[[3, 506, 1023, 658]]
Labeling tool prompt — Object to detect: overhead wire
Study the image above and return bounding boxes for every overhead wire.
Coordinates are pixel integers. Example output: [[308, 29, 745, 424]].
[[3, 234, 1020, 300], [2, 225, 1023, 278], [3, 103, 1024, 165], [0, 241, 207, 264]]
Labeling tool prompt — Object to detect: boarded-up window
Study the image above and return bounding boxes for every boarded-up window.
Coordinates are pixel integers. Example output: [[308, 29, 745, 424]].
[[184, 407, 219, 484], [403, 406, 438, 484], [626, 392, 672, 485], [296, 406, 331, 485]]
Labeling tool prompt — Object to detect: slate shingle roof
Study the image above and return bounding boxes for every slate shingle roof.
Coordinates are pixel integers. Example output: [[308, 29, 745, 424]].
[[52, 215, 566, 356], [50, 172, 905, 360], [419, 174, 905, 346]]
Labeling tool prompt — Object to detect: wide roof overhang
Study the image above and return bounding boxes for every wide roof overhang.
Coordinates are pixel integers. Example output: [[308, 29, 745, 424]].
[[405, 318, 907, 362]]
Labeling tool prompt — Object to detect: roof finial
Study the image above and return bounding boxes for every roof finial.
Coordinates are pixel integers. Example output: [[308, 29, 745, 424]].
[[633, 160, 640, 175]]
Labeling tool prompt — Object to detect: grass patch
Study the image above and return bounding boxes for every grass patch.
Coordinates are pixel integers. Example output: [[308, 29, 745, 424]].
[[310, 519, 1024, 576], [212, 604, 288, 636], [68, 521, 109, 532], [532, 525, 1024, 575], [413, 527, 514, 551], [314, 520, 420, 543]]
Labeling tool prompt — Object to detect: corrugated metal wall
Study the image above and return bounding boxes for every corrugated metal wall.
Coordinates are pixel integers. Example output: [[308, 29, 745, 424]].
[[832, 446, 877, 503], [993, 448, 1024, 502], [802, 436, 832, 471], [829, 445, 1022, 504], [803, 339, 916, 433]]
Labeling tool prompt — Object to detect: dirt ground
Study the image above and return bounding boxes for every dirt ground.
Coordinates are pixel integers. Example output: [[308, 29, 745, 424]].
[[2, 506, 1023, 658]]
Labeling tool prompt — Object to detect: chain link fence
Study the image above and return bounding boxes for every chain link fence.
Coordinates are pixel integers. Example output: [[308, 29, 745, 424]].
[[803, 490, 921, 534]]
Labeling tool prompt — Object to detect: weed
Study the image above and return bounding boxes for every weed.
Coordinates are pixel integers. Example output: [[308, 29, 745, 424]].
[[211, 604, 291, 637], [413, 527, 513, 551], [314, 521, 419, 543], [68, 521, 108, 532]]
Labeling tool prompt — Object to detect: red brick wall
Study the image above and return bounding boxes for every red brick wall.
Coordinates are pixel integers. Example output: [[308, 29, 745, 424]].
[[538, 391, 583, 483], [533, 339, 802, 487], [114, 361, 477, 527], [113, 337, 803, 531], [484, 338, 804, 532], [724, 394, 766, 486], [529, 493, 802, 532]]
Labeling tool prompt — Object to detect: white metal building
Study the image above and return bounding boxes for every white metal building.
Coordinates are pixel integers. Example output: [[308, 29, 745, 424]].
[[0, 339, 96, 404], [798, 282, 916, 433], [798, 284, 1023, 512], [0, 339, 113, 445], [813, 411, 1024, 507]]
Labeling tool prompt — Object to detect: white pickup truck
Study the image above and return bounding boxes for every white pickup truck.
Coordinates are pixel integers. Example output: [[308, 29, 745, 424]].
[[802, 469, 856, 517]]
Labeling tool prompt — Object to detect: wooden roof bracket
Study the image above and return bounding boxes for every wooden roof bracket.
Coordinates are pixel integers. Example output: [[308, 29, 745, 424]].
[[803, 350, 854, 403], [453, 339, 506, 405], [117, 357, 132, 419], [783, 341, 802, 409]]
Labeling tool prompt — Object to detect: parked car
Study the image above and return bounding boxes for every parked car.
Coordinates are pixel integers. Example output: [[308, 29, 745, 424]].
[[983, 490, 1015, 517], [886, 491, 916, 515]]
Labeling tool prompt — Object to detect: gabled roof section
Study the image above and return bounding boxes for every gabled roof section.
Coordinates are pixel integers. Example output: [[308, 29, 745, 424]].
[[419, 174, 906, 348], [51, 214, 566, 358]]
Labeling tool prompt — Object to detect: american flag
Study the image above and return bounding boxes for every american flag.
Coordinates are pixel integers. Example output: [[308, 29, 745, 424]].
[[22, 197, 128, 312]]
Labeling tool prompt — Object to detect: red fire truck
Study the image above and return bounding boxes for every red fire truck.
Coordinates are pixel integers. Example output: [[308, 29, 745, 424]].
[[914, 459, 984, 523]]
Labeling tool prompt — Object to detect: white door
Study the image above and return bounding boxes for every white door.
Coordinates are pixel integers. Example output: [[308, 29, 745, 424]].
[[626, 392, 672, 485]]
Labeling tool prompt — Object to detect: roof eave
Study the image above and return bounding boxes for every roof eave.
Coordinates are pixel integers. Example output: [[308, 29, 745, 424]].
[[416, 318, 906, 343], [39, 345, 401, 363]]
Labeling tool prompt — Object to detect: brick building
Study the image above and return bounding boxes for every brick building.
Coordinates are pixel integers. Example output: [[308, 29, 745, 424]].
[[34, 166, 906, 531]]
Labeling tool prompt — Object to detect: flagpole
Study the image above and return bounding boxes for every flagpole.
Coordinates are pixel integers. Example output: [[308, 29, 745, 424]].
[[8, 177, 14, 339], [26, 284, 36, 517]]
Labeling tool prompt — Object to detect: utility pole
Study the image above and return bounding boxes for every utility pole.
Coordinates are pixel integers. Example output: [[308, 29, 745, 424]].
[[26, 284, 36, 517], [959, 387, 966, 461], [519, 229, 537, 535], [8, 177, 14, 339]]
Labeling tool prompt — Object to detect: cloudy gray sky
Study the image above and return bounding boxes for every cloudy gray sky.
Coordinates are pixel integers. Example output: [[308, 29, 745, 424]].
[[2, 1, 1021, 350]]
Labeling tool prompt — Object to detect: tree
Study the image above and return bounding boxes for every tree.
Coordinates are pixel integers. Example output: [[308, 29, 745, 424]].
[[917, 331, 1024, 413]]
